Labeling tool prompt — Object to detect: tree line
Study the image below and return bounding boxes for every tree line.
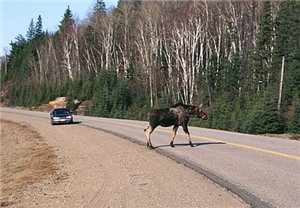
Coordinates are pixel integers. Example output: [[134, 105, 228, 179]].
[[1, 0, 300, 134]]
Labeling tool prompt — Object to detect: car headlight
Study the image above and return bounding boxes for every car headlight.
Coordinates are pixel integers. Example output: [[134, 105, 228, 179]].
[[66, 115, 72, 119], [53, 117, 60, 120]]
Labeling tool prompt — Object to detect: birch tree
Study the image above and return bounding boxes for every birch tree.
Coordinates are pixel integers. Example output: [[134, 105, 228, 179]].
[[171, 17, 204, 104], [135, 2, 161, 107], [58, 6, 81, 80]]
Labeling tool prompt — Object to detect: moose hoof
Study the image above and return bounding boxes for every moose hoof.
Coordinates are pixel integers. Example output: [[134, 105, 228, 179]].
[[189, 142, 194, 147], [170, 142, 175, 147], [148, 145, 154, 149], [147, 143, 154, 149]]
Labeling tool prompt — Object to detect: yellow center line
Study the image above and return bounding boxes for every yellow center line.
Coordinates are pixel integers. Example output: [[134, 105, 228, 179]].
[[192, 135, 300, 161], [97, 119, 300, 161]]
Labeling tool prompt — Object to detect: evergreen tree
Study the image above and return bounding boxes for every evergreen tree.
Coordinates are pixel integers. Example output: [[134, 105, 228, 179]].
[[224, 54, 241, 98], [273, 1, 300, 106], [7, 35, 32, 81], [67, 77, 83, 100], [93, 0, 106, 15], [26, 19, 35, 40], [245, 90, 285, 134], [252, 1, 273, 91], [288, 104, 300, 134], [273, 1, 291, 61], [35, 15, 43, 38], [208, 94, 232, 131], [229, 98, 244, 132], [81, 79, 94, 101], [59, 6, 74, 30], [85, 25, 98, 45], [284, 1, 300, 105], [86, 70, 130, 117]]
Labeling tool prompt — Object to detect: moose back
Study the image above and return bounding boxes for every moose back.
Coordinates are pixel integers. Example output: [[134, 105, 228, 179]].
[[144, 103, 207, 149]]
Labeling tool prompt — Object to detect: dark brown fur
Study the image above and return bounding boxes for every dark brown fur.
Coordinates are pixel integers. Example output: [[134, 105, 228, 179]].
[[144, 103, 207, 149]]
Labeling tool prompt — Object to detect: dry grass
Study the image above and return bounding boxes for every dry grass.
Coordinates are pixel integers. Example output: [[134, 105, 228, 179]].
[[0, 119, 58, 207]]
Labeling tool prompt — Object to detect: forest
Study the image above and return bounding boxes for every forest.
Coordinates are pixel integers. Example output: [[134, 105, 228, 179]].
[[1, 0, 300, 134]]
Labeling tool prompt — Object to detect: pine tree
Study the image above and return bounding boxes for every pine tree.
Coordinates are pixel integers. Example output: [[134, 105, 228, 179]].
[[224, 54, 241, 98], [93, 0, 106, 15], [26, 19, 35, 40], [208, 93, 232, 131], [229, 98, 244, 132], [59, 6, 74, 30], [252, 0, 273, 91], [245, 90, 285, 134], [35, 15, 43, 38], [288, 105, 300, 134], [273, 1, 300, 106]]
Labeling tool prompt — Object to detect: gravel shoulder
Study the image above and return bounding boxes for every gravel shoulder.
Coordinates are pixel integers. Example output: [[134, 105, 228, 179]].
[[1, 111, 250, 208]]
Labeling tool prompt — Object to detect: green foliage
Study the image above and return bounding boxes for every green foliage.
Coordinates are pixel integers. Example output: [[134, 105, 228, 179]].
[[6, 36, 32, 82], [35, 15, 43, 38], [59, 6, 74, 32], [288, 105, 300, 134], [208, 94, 232, 130], [85, 70, 131, 118], [93, 0, 106, 15], [228, 99, 244, 132], [205, 93, 243, 132], [85, 25, 98, 46], [67, 77, 83, 99], [288, 96, 300, 133], [156, 93, 173, 109], [244, 90, 285, 134], [252, 0, 273, 90], [26, 19, 35, 40], [224, 54, 242, 97], [273, 1, 300, 105], [25, 15, 44, 42], [66, 96, 76, 112]]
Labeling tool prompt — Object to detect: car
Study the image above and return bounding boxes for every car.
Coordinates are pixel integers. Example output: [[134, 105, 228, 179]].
[[50, 108, 73, 125]]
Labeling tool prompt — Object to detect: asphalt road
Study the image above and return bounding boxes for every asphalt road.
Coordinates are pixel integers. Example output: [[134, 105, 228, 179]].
[[2, 108, 300, 208]]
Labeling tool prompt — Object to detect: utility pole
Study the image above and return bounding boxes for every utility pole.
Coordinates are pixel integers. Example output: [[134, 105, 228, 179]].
[[278, 56, 285, 110]]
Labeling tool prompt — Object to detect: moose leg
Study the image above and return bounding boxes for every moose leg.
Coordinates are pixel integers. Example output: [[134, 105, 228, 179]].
[[144, 126, 154, 149], [170, 125, 179, 147], [182, 124, 193, 147]]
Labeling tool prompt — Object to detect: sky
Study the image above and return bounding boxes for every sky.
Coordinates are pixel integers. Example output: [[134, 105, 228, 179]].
[[1, 0, 118, 56]]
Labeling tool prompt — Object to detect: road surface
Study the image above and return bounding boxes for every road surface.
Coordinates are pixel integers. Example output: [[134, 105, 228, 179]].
[[1, 107, 300, 208]]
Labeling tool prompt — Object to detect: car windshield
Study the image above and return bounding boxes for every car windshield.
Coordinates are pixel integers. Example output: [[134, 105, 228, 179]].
[[53, 109, 70, 114]]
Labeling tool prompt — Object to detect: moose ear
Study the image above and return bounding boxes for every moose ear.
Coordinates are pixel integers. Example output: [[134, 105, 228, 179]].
[[199, 104, 203, 108]]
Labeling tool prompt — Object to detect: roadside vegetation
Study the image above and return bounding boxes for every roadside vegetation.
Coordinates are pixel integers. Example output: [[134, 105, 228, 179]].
[[1, 0, 299, 135]]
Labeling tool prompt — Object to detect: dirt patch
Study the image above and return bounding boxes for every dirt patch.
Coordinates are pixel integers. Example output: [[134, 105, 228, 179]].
[[48, 97, 67, 109], [0, 119, 61, 207]]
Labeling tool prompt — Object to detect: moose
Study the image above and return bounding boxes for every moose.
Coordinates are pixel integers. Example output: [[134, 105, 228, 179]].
[[144, 103, 208, 149]]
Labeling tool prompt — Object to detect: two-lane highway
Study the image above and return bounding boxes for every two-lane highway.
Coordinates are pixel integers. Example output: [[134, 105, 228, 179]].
[[2, 108, 300, 208]]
